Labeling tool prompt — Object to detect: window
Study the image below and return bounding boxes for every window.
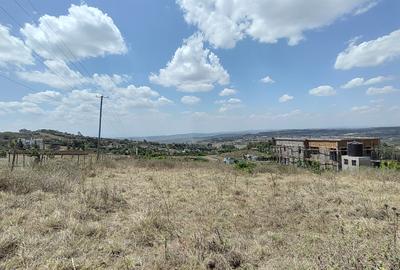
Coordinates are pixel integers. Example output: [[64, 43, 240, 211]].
[[352, 160, 357, 166], [344, 159, 348, 165], [330, 150, 337, 161]]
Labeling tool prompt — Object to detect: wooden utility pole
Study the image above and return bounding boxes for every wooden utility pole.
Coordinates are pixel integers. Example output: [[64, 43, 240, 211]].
[[96, 95, 108, 161]]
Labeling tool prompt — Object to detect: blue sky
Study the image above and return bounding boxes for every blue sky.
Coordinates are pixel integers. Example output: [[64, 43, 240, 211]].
[[0, 0, 399, 137]]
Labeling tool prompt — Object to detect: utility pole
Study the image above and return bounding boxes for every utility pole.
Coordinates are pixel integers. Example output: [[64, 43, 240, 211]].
[[96, 95, 107, 161]]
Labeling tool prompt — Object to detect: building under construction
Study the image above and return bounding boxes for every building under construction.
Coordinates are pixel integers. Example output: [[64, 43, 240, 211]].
[[272, 137, 380, 170]]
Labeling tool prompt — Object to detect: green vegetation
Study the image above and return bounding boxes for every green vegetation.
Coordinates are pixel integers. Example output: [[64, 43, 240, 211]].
[[381, 160, 400, 170], [234, 161, 256, 173], [246, 141, 273, 153], [304, 160, 322, 174], [0, 129, 218, 157]]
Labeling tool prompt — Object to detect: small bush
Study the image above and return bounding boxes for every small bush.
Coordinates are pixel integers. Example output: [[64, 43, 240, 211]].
[[305, 160, 322, 174], [234, 161, 256, 174], [0, 150, 7, 158], [381, 160, 400, 170]]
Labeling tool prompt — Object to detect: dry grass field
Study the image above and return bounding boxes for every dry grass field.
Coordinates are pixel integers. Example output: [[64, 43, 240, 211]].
[[1, 158, 400, 269]]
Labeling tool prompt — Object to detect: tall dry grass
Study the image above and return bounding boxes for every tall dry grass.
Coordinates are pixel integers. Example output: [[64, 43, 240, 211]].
[[0, 158, 399, 269]]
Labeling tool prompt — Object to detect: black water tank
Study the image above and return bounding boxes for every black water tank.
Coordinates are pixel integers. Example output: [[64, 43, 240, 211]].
[[347, 142, 363, 157]]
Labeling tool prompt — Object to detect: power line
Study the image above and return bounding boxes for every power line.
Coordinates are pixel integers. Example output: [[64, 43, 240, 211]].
[[16, 0, 92, 78], [13, 0, 31, 20], [26, 0, 36, 13], [0, 4, 83, 90], [0, 72, 38, 92]]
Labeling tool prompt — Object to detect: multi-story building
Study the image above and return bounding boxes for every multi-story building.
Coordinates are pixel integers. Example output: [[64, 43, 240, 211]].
[[273, 137, 380, 170], [272, 137, 308, 165]]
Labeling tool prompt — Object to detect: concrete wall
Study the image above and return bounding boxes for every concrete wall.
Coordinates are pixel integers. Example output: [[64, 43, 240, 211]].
[[274, 139, 306, 165], [342, 155, 371, 171]]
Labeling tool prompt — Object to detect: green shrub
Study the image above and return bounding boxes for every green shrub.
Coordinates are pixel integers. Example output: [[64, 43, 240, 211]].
[[381, 160, 400, 170], [234, 161, 256, 174], [305, 160, 322, 174]]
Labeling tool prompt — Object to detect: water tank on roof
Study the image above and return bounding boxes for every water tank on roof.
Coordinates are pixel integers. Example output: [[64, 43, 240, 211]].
[[347, 141, 363, 157]]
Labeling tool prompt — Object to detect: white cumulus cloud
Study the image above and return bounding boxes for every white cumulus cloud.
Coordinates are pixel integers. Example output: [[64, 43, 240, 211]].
[[149, 34, 229, 92], [366, 86, 399, 95], [260, 76, 275, 84], [181, 95, 201, 105], [279, 94, 294, 103], [217, 98, 242, 112], [335, 29, 400, 70], [21, 4, 127, 62], [0, 24, 33, 67], [18, 59, 130, 90], [22, 90, 62, 104], [17, 60, 85, 89], [341, 76, 392, 89], [351, 103, 383, 113], [92, 74, 129, 90], [0, 101, 43, 115], [177, 0, 376, 48], [309, 85, 336, 96], [0, 83, 173, 122], [112, 85, 173, 109], [219, 88, 237, 96]]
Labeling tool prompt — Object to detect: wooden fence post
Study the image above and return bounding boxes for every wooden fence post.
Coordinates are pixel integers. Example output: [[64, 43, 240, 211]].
[[11, 149, 16, 171]]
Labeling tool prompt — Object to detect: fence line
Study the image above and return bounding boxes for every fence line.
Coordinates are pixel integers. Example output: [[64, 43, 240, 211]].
[[7, 150, 93, 170]]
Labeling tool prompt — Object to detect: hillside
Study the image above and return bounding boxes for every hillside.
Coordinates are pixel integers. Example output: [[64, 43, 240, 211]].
[[1, 158, 399, 269], [2, 126, 400, 154], [201, 126, 400, 146], [124, 126, 400, 145]]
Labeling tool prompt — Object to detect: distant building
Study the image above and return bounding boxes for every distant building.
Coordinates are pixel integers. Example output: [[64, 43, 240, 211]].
[[273, 137, 380, 170], [272, 138, 308, 165], [341, 141, 376, 171], [244, 154, 259, 161], [18, 138, 44, 149], [342, 156, 371, 170], [223, 157, 236, 164]]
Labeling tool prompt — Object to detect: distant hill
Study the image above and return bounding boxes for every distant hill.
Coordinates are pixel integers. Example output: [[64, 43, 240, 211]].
[[127, 130, 261, 143], [201, 126, 400, 145], [1, 126, 400, 146], [129, 126, 400, 144]]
